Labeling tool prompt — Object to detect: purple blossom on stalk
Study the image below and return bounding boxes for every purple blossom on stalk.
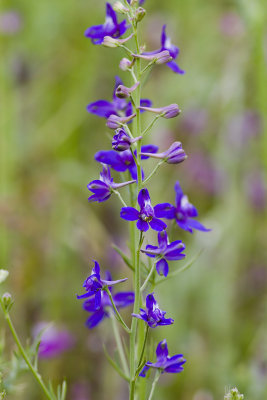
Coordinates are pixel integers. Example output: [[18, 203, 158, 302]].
[[33, 323, 75, 359], [84, 3, 129, 45], [140, 339, 186, 377], [127, 0, 145, 4], [141, 230, 185, 277], [76, 261, 127, 310], [87, 76, 152, 119], [87, 164, 135, 202], [132, 293, 174, 328], [95, 145, 158, 180], [143, 25, 185, 74], [83, 284, 134, 329], [140, 141, 187, 164], [138, 104, 180, 119], [133, 50, 172, 65], [112, 128, 142, 151], [120, 188, 167, 232], [154, 181, 211, 233]]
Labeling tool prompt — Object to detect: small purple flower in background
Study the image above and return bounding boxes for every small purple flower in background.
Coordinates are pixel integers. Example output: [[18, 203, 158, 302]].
[[83, 277, 134, 328], [0, 10, 22, 35], [87, 76, 152, 119], [219, 12, 245, 37], [84, 3, 129, 45], [155, 181, 211, 233], [76, 261, 127, 310], [95, 144, 158, 180], [87, 164, 135, 202], [112, 128, 142, 151], [141, 230, 185, 277], [244, 169, 267, 212], [179, 107, 208, 136], [143, 25, 184, 74], [132, 293, 174, 328], [140, 339, 186, 377], [33, 322, 75, 359], [120, 188, 167, 232], [140, 141, 187, 165]]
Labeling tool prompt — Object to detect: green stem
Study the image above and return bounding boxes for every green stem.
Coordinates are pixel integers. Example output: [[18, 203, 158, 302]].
[[148, 371, 161, 400], [109, 310, 130, 377], [1, 305, 53, 400], [142, 161, 164, 186], [105, 287, 131, 333], [141, 60, 156, 75], [113, 190, 127, 207], [141, 115, 161, 137], [137, 325, 149, 368], [140, 260, 158, 292]]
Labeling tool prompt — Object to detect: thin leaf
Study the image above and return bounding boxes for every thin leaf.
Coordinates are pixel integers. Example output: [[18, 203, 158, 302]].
[[112, 244, 134, 271], [103, 344, 130, 382]]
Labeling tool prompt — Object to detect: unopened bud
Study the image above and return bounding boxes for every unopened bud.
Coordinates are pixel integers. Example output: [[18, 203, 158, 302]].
[[140, 142, 187, 164], [115, 81, 140, 99], [224, 388, 244, 400], [113, 1, 129, 14], [135, 7, 146, 22], [1, 292, 13, 311], [112, 128, 142, 151], [0, 269, 9, 284], [133, 50, 172, 65], [119, 57, 134, 71], [106, 113, 136, 129], [138, 104, 180, 119], [102, 33, 134, 48]]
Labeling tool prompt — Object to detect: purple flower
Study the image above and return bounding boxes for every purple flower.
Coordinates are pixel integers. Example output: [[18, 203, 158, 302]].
[[106, 112, 136, 129], [95, 145, 158, 180], [154, 181, 211, 234], [120, 188, 167, 232], [127, 0, 145, 4], [33, 322, 75, 359], [143, 25, 184, 74], [138, 104, 180, 119], [141, 231, 185, 277], [87, 76, 152, 119], [132, 293, 174, 328], [112, 128, 142, 151], [140, 339, 186, 377], [140, 142, 187, 165], [76, 261, 127, 310], [83, 287, 134, 329], [87, 164, 135, 202], [84, 3, 129, 45]]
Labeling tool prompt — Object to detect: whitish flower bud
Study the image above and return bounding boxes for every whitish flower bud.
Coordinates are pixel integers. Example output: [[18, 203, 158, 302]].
[[102, 33, 134, 48], [113, 2, 129, 14], [1, 292, 13, 311], [115, 81, 140, 99], [135, 7, 146, 22], [106, 113, 136, 129], [224, 388, 244, 400], [133, 50, 172, 65], [0, 269, 9, 284], [119, 57, 133, 71]]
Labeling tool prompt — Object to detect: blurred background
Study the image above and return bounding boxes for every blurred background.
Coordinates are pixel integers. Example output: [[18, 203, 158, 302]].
[[0, 0, 267, 399]]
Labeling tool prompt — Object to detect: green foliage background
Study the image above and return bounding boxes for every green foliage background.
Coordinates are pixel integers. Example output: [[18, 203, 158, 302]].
[[1, 0, 266, 399]]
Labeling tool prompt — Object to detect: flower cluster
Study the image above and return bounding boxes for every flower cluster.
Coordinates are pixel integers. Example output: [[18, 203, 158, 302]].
[[78, 2, 211, 399]]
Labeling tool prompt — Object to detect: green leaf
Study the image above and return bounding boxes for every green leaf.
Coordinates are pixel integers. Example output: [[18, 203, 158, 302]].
[[112, 244, 134, 271], [103, 344, 130, 382]]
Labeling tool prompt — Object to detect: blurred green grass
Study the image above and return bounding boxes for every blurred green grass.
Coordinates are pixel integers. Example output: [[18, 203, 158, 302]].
[[1, 0, 267, 399]]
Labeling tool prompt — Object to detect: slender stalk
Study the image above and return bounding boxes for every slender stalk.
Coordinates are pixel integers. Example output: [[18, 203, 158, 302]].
[[140, 260, 157, 292], [142, 161, 164, 186], [113, 190, 127, 207], [105, 287, 131, 333], [137, 325, 149, 368], [148, 371, 161, 400], [1, 306, 53, 400], [141, 115, 161, 137], [109, 310, 130, 377]]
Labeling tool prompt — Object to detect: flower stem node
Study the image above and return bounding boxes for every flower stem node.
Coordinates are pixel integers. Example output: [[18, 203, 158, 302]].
[[1, 292, 13, 312], [135, 7, 146, 23], [115, 81, 140, 99], [106, 113, 136, 129], [139, 104, 180, 118]]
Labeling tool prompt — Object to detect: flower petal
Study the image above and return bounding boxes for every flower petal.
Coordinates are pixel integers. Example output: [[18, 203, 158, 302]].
[[187, 218, 211, 232], [113, 292, 135, 308], [86, 310, 106, 329], [120, 207, 139, 221], [138, 188, 151, 209], [140, 145, 158, 160], [136, 219, 149, 232], [149, 218, 167, 231], [87, 100, 117, 118], [156, 339, 169, 361], [156, 258, 169, 277], [95, 150, 127, 172], [157, 230, 168, 250], [154, 203, 176, 219], [167, 60, 185, 74]]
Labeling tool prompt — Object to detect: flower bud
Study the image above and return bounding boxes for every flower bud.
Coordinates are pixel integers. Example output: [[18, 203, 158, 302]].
[[135, 7, 146, 22], [115, 81, 140, 99], [133, 50, 172, 65], [112, 128, 142, 151], [106, 113, 136, 129], [224, 388, 244, 400], [102, 33, 134, 48], [138, 104, 180, 119], [113, 1, 129, 14], [0, 269, 9, 284], [119, 57, 133, 71], [1, 292, 13, 311], [140, 142, 187, 164]]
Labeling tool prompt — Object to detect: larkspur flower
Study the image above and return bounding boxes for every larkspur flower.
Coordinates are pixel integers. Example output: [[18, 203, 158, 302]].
[[84, 3, 129, 45], [106, 112, 136, 129], [83, 284, 134, 329], [120, 188, 167, 232], [112, 128, 142, 151], [87, 164, 135, 203], [140, 339, 186, 377], [143, 25, 185, 74], [95, 145, 158, 180], [132, 293, 174, 328], [87, 76, 152, 119], [141, 230, 185, 277], [140, 141, 187, 164], [33, 322, 75, 359], [154, 181, 211, 233], [133, 50, 172, 65], [138, 104, 180, 119], [76, 261, 127, 310]]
